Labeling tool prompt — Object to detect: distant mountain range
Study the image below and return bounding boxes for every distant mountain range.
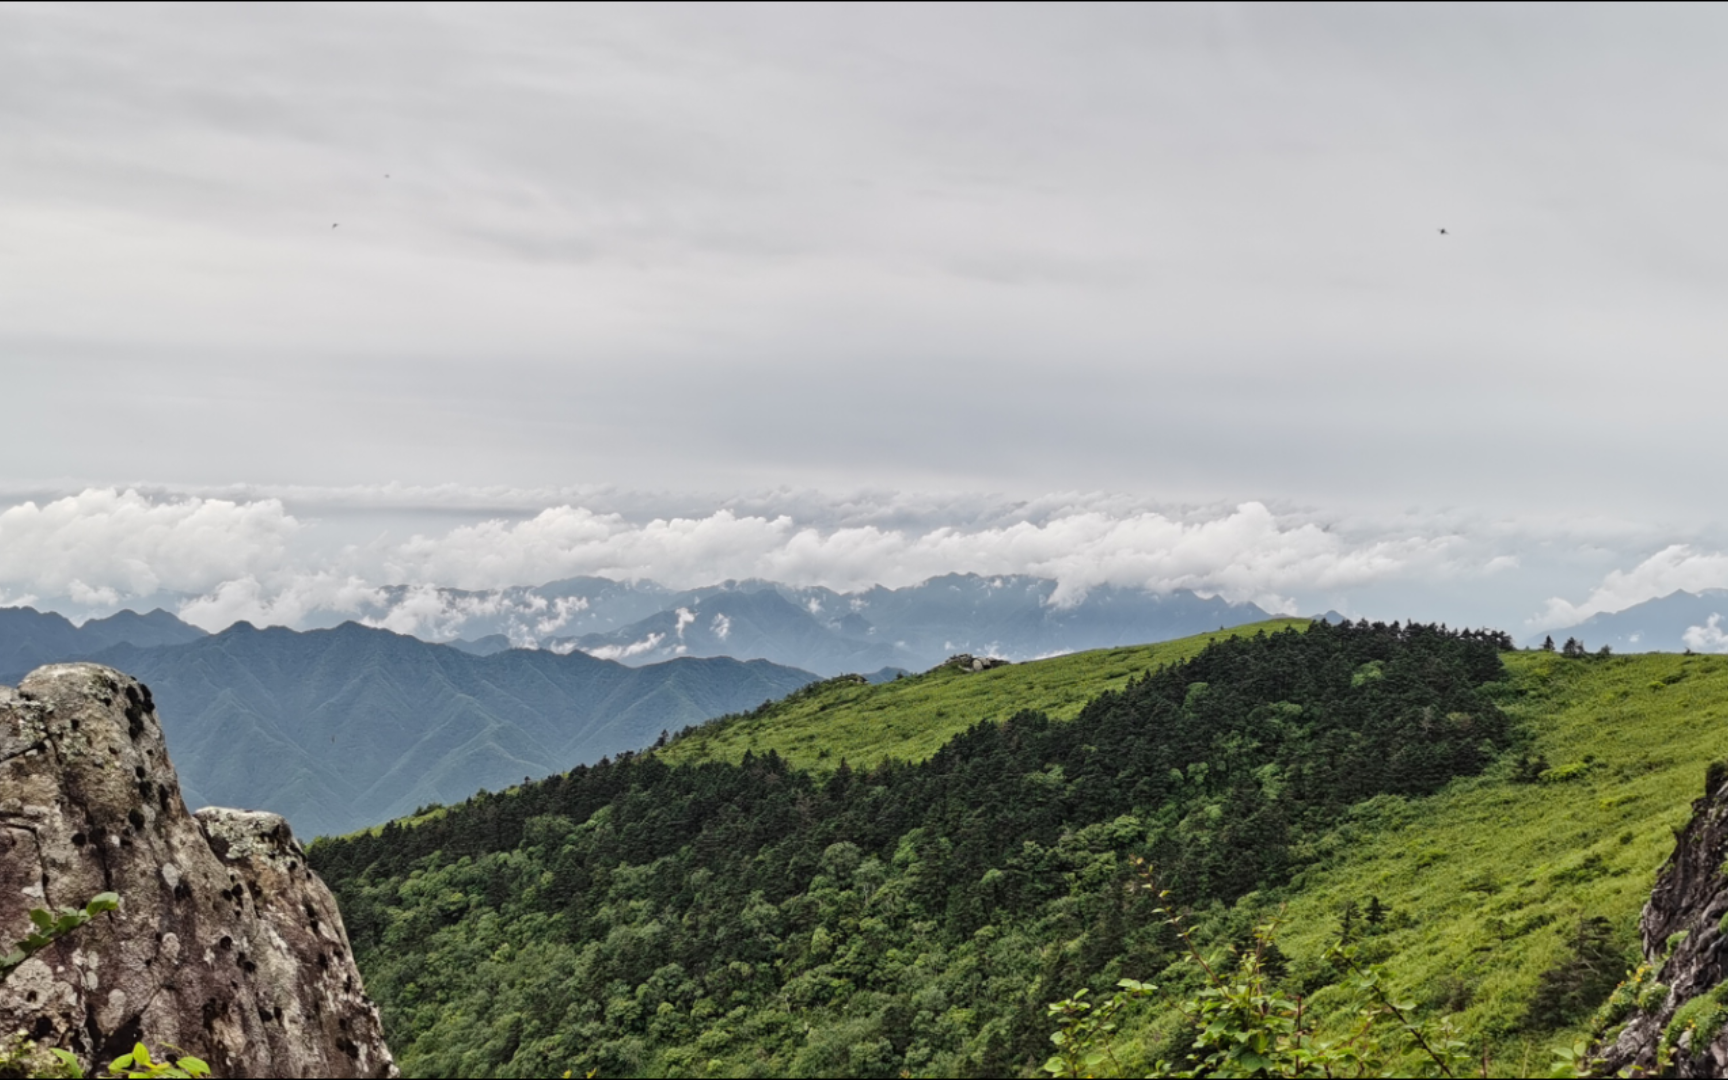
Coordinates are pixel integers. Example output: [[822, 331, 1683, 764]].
[[0, 574, 1275, 835], [1, 606, 816, 836], [1535, 589, 1728, 653], [457, 574, 1271, 675], [94, 622, 816, 837], [255, 574, 1272, 675], [0, 605, 206, 677], [5, 574, 1275, 677], [7, 576, 1724, 840]]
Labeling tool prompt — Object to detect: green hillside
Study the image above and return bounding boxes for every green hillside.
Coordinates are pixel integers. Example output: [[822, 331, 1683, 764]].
[[657, 617, 1310, 772], [1194, 647, 1728, 1071], [308, 628, 1728, 1077]]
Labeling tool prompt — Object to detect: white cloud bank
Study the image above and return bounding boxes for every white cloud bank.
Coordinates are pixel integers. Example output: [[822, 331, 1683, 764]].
[[0, 486, 1657, 636], [0, 489, 297, 600], [385, 501, 1453, 613], [176, 574, 385, 632]]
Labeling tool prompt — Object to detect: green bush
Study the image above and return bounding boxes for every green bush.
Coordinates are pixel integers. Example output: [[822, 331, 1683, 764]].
[[1045, 891, 1484, 1079]]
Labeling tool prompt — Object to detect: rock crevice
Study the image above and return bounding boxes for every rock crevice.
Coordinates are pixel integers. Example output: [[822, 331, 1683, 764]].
[[0, 663, 395, 1078]]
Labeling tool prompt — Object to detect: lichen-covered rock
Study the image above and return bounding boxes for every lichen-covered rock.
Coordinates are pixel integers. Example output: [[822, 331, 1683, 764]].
[[1594, 764, 1728, 1076], [0, 663, 395, 1078]]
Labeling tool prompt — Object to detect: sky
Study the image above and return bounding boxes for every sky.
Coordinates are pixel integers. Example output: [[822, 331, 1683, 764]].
[[5, 3, 1728, 637]]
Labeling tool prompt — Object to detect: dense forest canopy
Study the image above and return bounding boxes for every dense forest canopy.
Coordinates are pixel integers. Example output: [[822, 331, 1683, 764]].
[[311, 620, 1514, 1077]]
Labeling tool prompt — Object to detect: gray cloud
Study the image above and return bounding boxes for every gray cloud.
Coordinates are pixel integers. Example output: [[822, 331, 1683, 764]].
[[5, 5, 1728, 617]]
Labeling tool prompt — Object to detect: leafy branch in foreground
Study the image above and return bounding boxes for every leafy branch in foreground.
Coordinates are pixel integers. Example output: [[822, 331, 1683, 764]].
[[1045, 980, 1156, 1078]]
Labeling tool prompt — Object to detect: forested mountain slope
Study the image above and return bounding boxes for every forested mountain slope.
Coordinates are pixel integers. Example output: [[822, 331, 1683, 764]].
[[658, 617, 1309, 772], [96, 621, 816, 837], [311, 620, 1520, 1077]]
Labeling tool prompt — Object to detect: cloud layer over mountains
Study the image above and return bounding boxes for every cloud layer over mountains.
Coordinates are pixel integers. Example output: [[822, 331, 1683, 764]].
[[0, 487, 1446, 621], [5, 486, 1728, 647], [7, 6, 1728, 653]]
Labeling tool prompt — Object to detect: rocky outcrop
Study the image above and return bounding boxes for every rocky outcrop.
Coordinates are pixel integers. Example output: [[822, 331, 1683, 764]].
[[1595, 762, 1728, 1076], [940, 654, 1011, 674], [0, 663, 395, 1078]]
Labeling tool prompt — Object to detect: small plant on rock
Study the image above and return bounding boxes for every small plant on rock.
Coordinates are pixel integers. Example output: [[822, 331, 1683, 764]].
[[1, 894, 119, 980], [2, 895, 210, 1079]]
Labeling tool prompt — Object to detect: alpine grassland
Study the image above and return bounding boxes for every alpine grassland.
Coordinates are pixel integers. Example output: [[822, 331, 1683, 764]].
[[655, 618, 1311, 772], [1201, 646, 1728, 1073], [308, 624, 1728, 1078]]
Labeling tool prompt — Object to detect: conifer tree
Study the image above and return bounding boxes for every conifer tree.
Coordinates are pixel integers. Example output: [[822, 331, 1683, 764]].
[[1338, 899, 1361, 943], [1365, 895, 1387, 928]]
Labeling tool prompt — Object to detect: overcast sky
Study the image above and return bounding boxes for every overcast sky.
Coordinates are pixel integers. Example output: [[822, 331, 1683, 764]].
[[5, 3, 1728, 634]]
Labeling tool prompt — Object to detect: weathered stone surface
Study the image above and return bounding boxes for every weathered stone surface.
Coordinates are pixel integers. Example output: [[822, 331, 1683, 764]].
[[0, 663, 395, 1078], [939, 653, 1011, 674], [1595, 765, 1728, 1077]]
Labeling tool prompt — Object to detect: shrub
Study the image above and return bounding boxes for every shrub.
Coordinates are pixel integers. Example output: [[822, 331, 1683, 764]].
[[1523, 916, 1625, 1031]]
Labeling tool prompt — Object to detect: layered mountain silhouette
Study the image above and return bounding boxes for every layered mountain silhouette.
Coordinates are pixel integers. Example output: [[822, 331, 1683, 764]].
[[0, 605, 206, 678], [551, 588, 907, 673], [1535, 589, 1728, 653], [47, 621, 815, 837], [539, 574, 1271, 674], [58, 574, 1270, 676]]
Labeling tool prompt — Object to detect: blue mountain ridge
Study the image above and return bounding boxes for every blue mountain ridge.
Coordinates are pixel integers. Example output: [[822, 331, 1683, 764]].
[[1535, 589, 1728, 653], [78, 621, 818, 837], [0, 605, 206, 678], [547, 575, 1271, 674]]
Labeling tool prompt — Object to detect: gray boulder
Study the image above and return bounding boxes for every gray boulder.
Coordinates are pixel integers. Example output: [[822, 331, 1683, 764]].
[[0, 663, 395, 1078]]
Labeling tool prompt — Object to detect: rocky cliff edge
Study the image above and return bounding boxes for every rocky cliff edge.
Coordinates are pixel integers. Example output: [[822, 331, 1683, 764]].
[[0, 663, 394, 1078], [1595, 762, 1728, 1076]]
